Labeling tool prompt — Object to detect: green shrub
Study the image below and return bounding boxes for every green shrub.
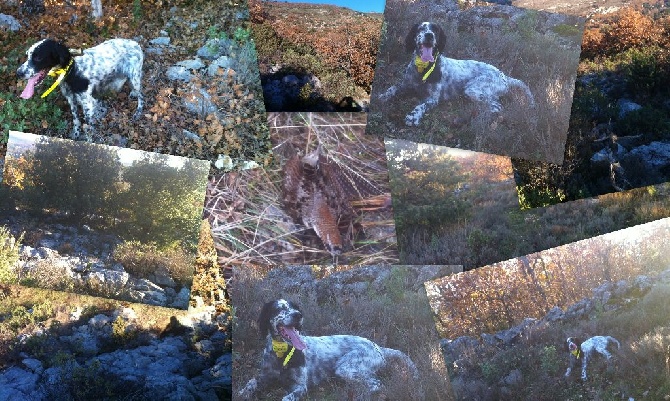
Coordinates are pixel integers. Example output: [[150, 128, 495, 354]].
[[0, 92, 68, 139], [615, 107, 670, 139], [233, 27, 251, 43], [620, 46, 670, 98], [132, 0, 142, 21], [0, 226, 22, 284], [40, 359, 147, 400], [5, 301, 53, 332], [540, 345, 560, 375], [111, 315, 138, 346], [517, 185, 566, 210], [251, 22, 283, 59]]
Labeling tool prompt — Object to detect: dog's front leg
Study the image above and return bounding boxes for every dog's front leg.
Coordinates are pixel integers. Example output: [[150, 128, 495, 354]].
[[62, 88, 82, 139], [283, 384, 308, 401], [405, 85, 440, 126], [282, 369, 308, 401], [238, 377, 258, 400], [78, 93, 97, 141], [581, 355, 588, 380], [378, 84, 399, 102]]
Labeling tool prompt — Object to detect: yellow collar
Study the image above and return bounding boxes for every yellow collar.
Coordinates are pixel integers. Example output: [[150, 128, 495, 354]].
[[571, 348, 580, 359], [41, 59, 73, 98], [272, 339, 296, 367], [414, 53, 439, 82]]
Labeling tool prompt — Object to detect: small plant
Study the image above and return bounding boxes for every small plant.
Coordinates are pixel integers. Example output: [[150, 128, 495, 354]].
[[540, 345, 560, 375], [233, 27, 251, 43], [132, 0, 142, 21], [517, 185, 566, 210], [207, 25, 228, 40], [480, 361, 501, 383], [0, 93, 68, 136], [40, 358, 146, 400], [111, 315, 137, 346], [0, 226, 23, 284]]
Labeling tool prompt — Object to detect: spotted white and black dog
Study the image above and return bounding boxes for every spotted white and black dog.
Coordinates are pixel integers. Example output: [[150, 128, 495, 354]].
[[565, 336, 620, 380], [378, 22, 535, 126], [17, 38, 144, 139], [238, 299, 421, 400]]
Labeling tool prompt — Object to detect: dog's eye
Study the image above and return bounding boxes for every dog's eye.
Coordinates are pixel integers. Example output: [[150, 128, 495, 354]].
[[34, 55, 43, 62]]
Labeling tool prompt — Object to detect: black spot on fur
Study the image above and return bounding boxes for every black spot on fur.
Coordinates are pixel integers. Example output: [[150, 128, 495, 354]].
[[64, 64, 90, 93], [433, 24, 447, 54], [405, 24, 421, 53]]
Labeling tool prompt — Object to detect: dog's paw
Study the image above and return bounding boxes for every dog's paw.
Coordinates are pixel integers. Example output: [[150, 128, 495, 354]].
[[405, 116, 420, 126], [238, 378, 257, 399], [378, 86, 397, 103], [405, 111, 423, 126]]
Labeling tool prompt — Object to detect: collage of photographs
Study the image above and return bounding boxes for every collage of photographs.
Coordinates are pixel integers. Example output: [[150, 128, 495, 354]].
[[0, 0, 669, 400]]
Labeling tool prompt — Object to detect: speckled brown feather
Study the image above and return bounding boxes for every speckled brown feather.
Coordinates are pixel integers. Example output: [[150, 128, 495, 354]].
[[280, 145, 373, 256]]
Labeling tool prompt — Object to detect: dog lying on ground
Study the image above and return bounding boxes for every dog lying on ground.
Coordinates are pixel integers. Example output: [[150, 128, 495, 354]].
[[565, 336, 620, 380], [378, 22, 535, 126], [17, 38, 144, 140], [238, 299, 421, 400]]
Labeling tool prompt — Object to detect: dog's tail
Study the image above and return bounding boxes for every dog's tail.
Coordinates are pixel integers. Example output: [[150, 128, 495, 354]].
[[382, 348, 420, 380], [509, 77, 536, 109], [607, 336, 621, 349]]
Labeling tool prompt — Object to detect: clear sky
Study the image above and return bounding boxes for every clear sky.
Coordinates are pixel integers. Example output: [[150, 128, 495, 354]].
[[274, 0, 386, 13]]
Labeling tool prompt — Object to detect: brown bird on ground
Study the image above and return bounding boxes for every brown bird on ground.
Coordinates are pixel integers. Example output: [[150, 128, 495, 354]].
[[281, 144, 381, 261]]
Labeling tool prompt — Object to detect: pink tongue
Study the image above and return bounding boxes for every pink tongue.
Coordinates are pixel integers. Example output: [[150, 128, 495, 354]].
[[280, 326, 307, 351], [421, 45, 434, 63], [20, 72, 45, 99]]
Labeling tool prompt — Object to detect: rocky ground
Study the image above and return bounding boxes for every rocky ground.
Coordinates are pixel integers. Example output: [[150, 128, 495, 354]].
[[1, 211, 190, 308], [443, 268, 669, 400], [0, 302, 231, 400]]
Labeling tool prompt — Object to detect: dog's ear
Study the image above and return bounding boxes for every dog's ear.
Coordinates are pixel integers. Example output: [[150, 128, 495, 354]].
[[51, 40, 72, 67], [257, 301, 275, 336], [405, 23, 421, 53], [434, 24, 447, 54], [287, 300, 303, 330]]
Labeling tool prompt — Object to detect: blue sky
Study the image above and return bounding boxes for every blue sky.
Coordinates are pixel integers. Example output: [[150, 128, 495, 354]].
[[275, 0, 386, 13]]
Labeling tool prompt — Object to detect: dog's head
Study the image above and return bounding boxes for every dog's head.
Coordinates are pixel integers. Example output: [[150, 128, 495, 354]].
[[566, 337, 581, 352], [16, 39, 72, 99], [258, 299, 307, 350], [405, 22, 447, 62]]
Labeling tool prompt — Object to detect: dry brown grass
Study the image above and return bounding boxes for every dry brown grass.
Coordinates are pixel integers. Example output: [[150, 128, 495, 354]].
[[205, 112, 399, 266], [391, 134, 670, 268]]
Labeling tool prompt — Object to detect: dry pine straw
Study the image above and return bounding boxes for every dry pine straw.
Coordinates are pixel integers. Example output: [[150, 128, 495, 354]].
[[205, 112, 399, 267]]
